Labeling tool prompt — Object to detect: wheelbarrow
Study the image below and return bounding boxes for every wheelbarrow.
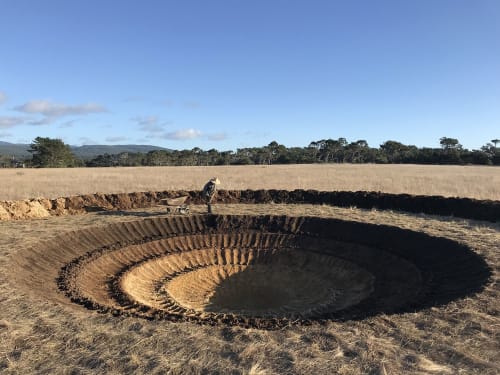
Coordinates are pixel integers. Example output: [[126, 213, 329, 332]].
[[158, 196, 190, 214]]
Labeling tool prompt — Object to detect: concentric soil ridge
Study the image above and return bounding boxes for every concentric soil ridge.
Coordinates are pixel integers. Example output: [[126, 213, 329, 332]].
[[10, 214, 491, 329]]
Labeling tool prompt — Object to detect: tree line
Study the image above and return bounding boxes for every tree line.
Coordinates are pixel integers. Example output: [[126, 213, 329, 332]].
[[2, 136, 499, 168]]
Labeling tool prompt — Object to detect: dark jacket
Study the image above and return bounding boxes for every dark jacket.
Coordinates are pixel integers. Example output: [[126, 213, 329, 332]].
[[202, 181, 217, 202]]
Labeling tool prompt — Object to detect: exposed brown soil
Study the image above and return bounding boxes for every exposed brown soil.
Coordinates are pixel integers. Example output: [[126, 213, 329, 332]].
[[11, 215, 491, 330], [1, 189, 499, 221]]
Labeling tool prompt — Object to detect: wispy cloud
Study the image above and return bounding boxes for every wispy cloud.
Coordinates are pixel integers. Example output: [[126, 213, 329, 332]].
[[15, 100, 107, 124], [160, 128, 202, 140], [79, 137, 98, 145], [133, 116, 171, 133], [0, 91, 7, 105], [28, 117, 53, 126], [58, 120, 78, 128], [207, 132, 227, 141], [0, 116, 26, 128], [133, 116, 158, 126], [105, 136, 128, 143], [149, 129, 227, 141], [15, 100, 107, 117], [183, 101, 201, 109]]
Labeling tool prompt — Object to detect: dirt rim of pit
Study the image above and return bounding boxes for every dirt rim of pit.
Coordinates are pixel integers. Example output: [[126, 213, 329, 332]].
[[10, 214, 491, 329], [1, 189, 499, 221]]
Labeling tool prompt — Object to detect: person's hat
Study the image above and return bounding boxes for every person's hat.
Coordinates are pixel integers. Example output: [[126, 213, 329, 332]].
[[210, 177, 221, 185]]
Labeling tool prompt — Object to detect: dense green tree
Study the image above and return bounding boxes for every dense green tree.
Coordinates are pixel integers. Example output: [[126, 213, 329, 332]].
[[438, 137, 463, 164], [439, 137, 462, 150], [314, 138, 346, 163], [29, 137, 77, 167], [74, 136, 500, 168], [481, 142, 500, 165], [380, 141, 409, 163], [217, 150, 234, 165], [265, 141, 287, 164]]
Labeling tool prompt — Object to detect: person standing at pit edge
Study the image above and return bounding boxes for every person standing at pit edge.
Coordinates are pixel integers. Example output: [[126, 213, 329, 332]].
[[202, 177, 220, 214]]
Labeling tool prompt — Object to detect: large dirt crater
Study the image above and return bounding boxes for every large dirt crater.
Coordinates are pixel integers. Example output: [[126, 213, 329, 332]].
[[11, 215, 491, 329]]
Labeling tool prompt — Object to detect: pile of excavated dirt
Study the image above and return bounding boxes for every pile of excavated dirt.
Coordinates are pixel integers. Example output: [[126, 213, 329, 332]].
[[11, 215, 491, 329], [0, 189, 499, 221]]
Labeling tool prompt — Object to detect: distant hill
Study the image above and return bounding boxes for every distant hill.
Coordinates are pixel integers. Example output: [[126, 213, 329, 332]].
[[0, 141, 32, 159], [0, 141, 170, 160]]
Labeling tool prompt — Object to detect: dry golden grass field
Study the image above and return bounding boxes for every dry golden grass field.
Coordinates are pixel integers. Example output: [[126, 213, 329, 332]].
[[0, 164, 499, 200], [0, 164, 499, 374]]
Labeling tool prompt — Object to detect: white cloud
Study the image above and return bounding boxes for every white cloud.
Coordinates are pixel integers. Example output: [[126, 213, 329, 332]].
[[134, 116, 158, 125], [143, 126, 162, 133], [59, 120, 77, 128], [161, 128, 202, 140], [0, 131, 12, 138], [207, 132, 227, 141], [0, 91, 7, 105], [15, 100, 107, 117], [0, 116, 26, 128], [133, 116, 171, 133], [79, 137, 98, 145], [14, 100, 107, 124], [28, 117, 54, 126], [132, 116, 158, 133], [147, 129, 226, 141], [105, 136, 128, 143]]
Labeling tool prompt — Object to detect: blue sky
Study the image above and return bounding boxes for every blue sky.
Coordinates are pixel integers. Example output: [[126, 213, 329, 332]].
[[0, 1, 498, 150]]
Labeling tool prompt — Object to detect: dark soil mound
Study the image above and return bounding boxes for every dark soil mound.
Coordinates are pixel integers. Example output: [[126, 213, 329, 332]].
[[1, 190, 498, 221]]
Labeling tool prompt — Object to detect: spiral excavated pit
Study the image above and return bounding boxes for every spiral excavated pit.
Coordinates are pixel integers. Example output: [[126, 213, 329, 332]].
[[11, 215, 491, 329]]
